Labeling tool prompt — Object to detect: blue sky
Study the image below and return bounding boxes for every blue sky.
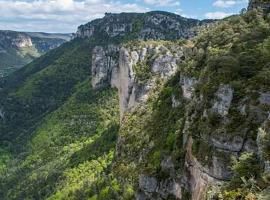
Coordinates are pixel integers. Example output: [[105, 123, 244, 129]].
[[0, 0, 249, 33]]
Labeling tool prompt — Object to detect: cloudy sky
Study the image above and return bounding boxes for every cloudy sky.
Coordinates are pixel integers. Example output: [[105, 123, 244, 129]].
[[0, 0, 248, 33]]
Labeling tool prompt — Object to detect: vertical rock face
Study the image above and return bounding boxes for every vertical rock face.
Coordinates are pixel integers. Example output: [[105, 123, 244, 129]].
[[117, 44, 185, 116], [212, 85, 234, 117], [137, 156, 182, 200], [257, 121, 270, 174], [91, 42, 193, 117], [180, 76, 198, 99], [139, 175, 158, 193], [117, 48, 136, 117], [91, 45, 120, 88], [90, 38, 270, 199], [185, 137, 217, 200], [137, 174, 182, 200], [91, 46, 108, 88]]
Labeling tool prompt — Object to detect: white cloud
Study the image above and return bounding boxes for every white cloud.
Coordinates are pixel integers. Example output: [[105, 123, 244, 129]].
[[174, 9, 197, 19], [0, 0, 148, 33], [213, 0, 248, 8], [143, 0, 180, 7], [205, 11, 233, 19], [213, 0, 236, 8]]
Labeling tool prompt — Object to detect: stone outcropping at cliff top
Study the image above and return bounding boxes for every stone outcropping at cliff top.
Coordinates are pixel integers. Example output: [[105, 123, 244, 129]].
[[11, 34, 33, 48], [75, 11, 214, 40], [0, 31, 33, 49]]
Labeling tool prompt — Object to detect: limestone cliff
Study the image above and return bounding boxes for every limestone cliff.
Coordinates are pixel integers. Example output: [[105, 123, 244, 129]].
[[90, 15, 270, 198], [91, 41, 195, 117], [75, 11, 213, 40], [0, 31, 33, 50], [10, 34, 33, 48], [88, 32, 270, 200]]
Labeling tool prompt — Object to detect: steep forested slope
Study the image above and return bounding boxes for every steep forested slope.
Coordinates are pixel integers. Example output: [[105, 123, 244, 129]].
[[0, 39, 91, 150], [0, 37, 121, 199], [0, 8, 270, 200], [1, 82, 119, 199], [0, 31, 70, 77]]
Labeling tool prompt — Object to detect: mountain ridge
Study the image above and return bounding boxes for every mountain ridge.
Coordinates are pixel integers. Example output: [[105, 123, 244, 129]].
[[75, 11, 215, 41], [0, 30, 71, 77]]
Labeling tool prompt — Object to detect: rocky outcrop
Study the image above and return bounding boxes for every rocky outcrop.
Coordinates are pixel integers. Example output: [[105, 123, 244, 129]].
[[139, 175, 158, 193], [138, 174, 182, 200], [75, 11, 213, 40], [91, 42, 194, 117], [117, 44, 185, 116], [212, 85, 233, 117], [180, 76, 198, 99], [91, 45, 120, 88], [210, 135, 245, 152], [172, 95, 181, 108], [185, 137, 218, 200], [257, 121, 270, 174], [11, 34, 33, 48]]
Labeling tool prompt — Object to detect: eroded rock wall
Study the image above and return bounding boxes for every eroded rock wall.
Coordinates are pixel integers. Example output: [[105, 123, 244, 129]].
[[91, 45, 120, 88], [91, 42, 193, 117], [90, 40, 270, 200]]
